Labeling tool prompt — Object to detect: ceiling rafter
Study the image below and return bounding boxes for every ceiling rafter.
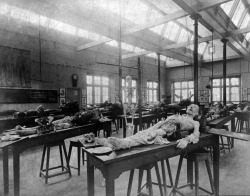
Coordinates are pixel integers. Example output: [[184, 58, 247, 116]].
[[77, 0, 231, 52], [173, 0, 250, 60], [141, 0, 198, 38]]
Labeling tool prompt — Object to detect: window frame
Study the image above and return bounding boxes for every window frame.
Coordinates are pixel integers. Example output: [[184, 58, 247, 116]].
[[211, 76, 240, 103], [86, 75, 110, 105], [122, 78, 137, 104], [146, 81, 158, 103], [172, 80, 194, 103]]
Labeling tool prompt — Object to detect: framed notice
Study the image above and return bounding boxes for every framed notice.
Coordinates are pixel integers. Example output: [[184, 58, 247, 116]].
[[243, 88, 247, 95], [59, 97, 65, 105], [242, 94, 247, 101], [59, 88, 65, 97], [82, 89, 86, 97], [82, 97, 86, 106]]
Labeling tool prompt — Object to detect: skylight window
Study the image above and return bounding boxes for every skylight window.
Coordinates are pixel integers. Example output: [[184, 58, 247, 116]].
[[241, 14, 250, 29], [0, 3, 9, 15], [164, 21, 180, 41], [177, 29, 192, 43], [245, 32, 250, 41], [121, 43, 134, 52], [146, 53, 158, 59], [231, 1, 245, 26], [220, 1, 234, 15], [106, 40, 118, 47], [160, 55, 167, 61], [149, 24, 165, 35], [134, 47, 145, 53], [124, 0, 149, 24], [148, 8, 162, 22], [198, 42, 208, 54]]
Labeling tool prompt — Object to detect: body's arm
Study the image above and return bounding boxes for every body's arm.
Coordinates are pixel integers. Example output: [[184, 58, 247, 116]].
[[177, 118, 200, 149]]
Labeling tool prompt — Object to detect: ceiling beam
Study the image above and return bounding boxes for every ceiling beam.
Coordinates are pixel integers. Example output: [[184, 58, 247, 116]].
[[77, 0, 231, 52], [173, 0, 250, 59]]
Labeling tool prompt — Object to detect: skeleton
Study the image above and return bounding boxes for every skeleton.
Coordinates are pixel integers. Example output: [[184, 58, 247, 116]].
[[96, 104, 200, 150]]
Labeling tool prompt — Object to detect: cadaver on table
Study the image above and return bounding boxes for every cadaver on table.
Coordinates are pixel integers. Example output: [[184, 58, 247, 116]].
[[94, 112, 200, 150]]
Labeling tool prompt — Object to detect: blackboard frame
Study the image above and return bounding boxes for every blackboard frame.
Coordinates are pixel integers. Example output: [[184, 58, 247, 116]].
[[0, 89, 58, 103]]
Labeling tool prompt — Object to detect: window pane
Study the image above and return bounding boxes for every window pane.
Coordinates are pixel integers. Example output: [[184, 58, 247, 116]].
[[132, 89, 136, 103], [182, 89, 188, 99], [132, 80, 136, 87], [122, 79, 125, 86], [148, 82, 152, 88], [189, 89, 194, 101], [102, 77, 109, 85], [213, 88, 221, 101], [103, 87, 109, 102], [153, 90, 157, 102], [182, 82, 187, 88], [226, 87, 229, 100], [188, 81, 194, 88], [175, 90, 181, 102], [87, 86, 92, 104], [174, 82, 181, 88], [148, 90, 152, 102], [231, 78, 239, 86], [94, 87, 101, 104], [87, 75, 92, 84], [226, 78, 229, 86], [94, 76, 101, 85], [231, 87, 240, 102], [213, 79, 220, 86], [153, 82, 158, 88], [231, 1, 244, 26], [122, 89, 126, 103]]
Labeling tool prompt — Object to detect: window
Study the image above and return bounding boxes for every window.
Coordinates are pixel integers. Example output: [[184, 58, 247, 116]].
[[86, 75, 109, 105], [147, 81, 158, 103], [122, 78, 137, 103], [173, 81, 194, 102], [212, 77, 240, 103]]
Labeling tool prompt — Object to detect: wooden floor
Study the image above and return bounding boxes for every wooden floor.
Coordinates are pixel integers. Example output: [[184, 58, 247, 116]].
[[0, 128, 250, 196]]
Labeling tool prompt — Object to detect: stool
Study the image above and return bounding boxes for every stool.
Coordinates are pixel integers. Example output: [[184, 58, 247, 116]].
[[220, 124, 232, 153], [174, 149, 215, 196], [236, 113, 250, 133], [127, 162, 164, 196], [68, 140, 86, 176], [39, 140, 71, 184]]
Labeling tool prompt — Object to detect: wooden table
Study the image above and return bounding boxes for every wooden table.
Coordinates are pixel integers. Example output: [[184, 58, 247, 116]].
[[122, 113, 168, 138], [83, 133, 220, 196], [0, 120, 111, 196], [207, 114, 236, 147]]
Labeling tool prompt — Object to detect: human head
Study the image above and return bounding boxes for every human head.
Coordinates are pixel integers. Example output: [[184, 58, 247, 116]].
[[186, 104, 199, 117]]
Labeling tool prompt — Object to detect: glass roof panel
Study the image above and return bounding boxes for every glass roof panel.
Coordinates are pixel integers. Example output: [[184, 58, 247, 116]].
[[220, 1, 234, 15], [231, 1, 245, 26], [240, 13, 250, 29], [146, 53, 158, 59], [148, 8, 162, 23], [177, 29, 192, 43], [149, 24, 165, 35], [0, 2, 9, 15], [164, 21, 179, 41], [124, 0, 149, 24], [198, 42, 207, 54], [244, 32, 250, 41]]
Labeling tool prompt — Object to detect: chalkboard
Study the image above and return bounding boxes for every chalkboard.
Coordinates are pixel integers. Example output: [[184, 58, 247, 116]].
[[0, 89, 58, 103]]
